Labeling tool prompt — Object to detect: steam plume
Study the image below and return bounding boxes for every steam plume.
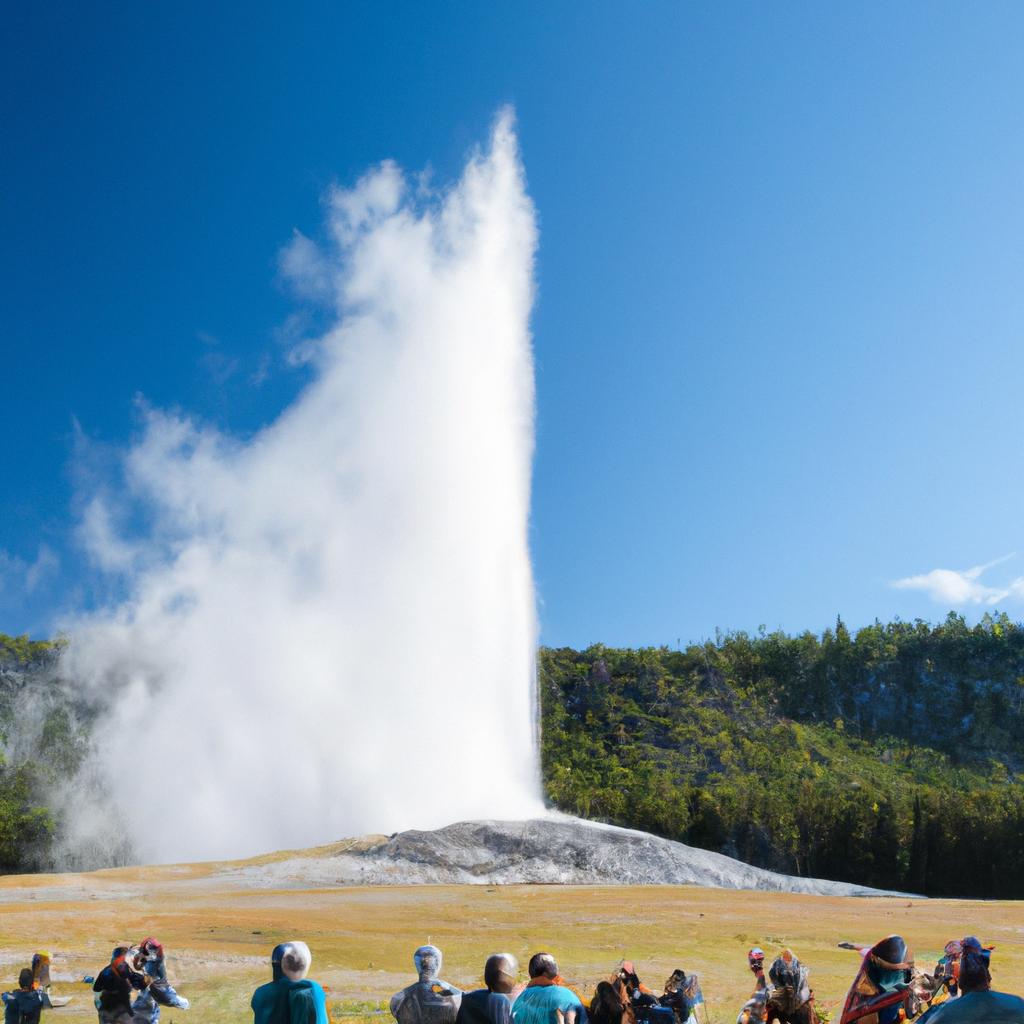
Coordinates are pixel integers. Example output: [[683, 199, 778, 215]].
[[60, 110, 543, 864]]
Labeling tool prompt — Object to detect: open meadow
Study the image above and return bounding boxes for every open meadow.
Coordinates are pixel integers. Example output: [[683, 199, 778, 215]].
[[0, 858, 1021, 1024]]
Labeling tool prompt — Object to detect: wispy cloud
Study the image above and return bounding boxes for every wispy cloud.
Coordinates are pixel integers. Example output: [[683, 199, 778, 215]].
[[891, 554, 1024, 605], [0, 544, 59, 598]]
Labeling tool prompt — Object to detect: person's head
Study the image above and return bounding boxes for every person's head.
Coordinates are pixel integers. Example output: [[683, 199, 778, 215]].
[[748, 949, 765, 974], [18, 970, 33, 991], [414, 946, 443, 982], [958, 938, 991, 993], [484, 954, 518, 994], [769, 951, 799, 991], [528, 953, 558, 980], [138, 938, 163, 963], [664, 970, 686, 994], [866, 936, 914, 990], [111, 947, 129, 964], [590, 981, 624, 1023], [281, 942, 312, 982], [271, 943, 290, 982], [616, 962, 640, 996]]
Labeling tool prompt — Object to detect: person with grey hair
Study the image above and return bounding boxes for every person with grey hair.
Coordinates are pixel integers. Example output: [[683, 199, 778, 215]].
[[390, 945, 462, 1024], [456, 954, 519, 1024], [511, 953, 585, 1024], [251, 942, 328, 1024], [281, 942, 329, 1024]]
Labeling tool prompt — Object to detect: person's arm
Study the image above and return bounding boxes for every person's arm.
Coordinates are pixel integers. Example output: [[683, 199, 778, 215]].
[[493, 994, 513, 1024], [573, 995, 588, 1024]]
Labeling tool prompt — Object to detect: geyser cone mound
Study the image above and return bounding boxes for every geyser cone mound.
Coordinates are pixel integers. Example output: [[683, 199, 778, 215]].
[[223, 817, 911, 896]]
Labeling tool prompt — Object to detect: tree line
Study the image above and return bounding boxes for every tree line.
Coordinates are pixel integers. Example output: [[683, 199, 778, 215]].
[[539, 613, 1024, 898]]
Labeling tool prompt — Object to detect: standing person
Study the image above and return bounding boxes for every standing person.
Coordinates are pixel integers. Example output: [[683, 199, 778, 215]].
[[511, 954, 586, 1024], [281, 943, 328, 1024], [928, 939, 1024, 1024], [457, 955, 518, 1024], [131, 938, 190, 1024], [30, 955, 51, 993], [735, 951, 767, 1024], [390, 946, 461, 1024], [4, 969, 51, 1024], [252, 942, 325, 1024], [93, 948, 149, 1024]]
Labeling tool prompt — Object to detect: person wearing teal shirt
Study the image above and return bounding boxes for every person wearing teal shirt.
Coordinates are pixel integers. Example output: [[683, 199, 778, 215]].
[[251, 943, 328, 1024], [282, 944, 328, 1024], [512, 955, 586, 1024]]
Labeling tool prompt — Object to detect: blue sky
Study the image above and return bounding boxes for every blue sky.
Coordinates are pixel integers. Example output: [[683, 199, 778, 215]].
[[4, 2, 1024, 647]]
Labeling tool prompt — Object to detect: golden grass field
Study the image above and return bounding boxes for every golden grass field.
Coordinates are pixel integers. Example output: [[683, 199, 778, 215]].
[[0, 859, 1021, 1024]]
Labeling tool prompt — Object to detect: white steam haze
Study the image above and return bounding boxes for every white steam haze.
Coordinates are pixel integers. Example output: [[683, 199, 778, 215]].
[[60, 110, 545, 864]]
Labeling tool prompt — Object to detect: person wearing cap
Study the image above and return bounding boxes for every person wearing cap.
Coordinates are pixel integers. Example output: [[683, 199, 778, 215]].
[[456, 955, 518, 1024], [927, 938, 1024, 1023], [390, 945, 461, 1024], [3, 969, 51, 1024], [511, 953, 586, 1024]]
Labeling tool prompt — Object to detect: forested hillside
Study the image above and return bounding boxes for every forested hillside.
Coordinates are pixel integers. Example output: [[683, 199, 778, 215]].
[[5, 615, 1024, 894], [540, 612, 1024, 898]]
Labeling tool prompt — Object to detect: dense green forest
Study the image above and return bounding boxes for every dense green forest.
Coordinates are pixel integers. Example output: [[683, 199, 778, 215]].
[[540, 613, 1024, 898], [5, 615, 1024, 894]]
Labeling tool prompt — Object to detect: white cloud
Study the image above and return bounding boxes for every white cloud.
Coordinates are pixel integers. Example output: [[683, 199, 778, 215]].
[[62, 109, 544, 864], [24, 545, 59, 593], [891, 555, 1024, 605], [0, 544, 59, 598]]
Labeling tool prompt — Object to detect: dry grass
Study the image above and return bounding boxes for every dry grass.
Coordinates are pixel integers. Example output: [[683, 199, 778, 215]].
[[0, 865, 1020, 1024]]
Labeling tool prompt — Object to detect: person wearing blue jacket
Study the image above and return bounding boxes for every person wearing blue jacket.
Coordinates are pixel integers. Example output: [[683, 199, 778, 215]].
[[4, 970, 51, 1024]]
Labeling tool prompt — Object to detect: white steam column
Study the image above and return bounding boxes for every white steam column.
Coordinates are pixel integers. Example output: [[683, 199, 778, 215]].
[[62, 110, 544, 863]]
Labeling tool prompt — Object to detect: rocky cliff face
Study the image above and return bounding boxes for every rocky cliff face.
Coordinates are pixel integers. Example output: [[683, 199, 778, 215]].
[[223, 817, 911, 895]]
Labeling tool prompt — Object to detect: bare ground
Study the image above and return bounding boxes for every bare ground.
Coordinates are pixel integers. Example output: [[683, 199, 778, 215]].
[[0, 859, 1020, 1024]]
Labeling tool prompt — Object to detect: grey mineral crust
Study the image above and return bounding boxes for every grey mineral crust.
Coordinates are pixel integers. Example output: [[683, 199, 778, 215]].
[[223, 816, 914, 896]]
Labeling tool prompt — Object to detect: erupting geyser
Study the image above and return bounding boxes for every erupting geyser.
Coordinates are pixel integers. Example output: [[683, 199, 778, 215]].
[[60, 110, 544, 864]]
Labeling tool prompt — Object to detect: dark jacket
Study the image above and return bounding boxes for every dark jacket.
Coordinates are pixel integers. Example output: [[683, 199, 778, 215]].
[[3, 989, 51, 1024], [93, 957, 148, 1015]]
